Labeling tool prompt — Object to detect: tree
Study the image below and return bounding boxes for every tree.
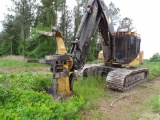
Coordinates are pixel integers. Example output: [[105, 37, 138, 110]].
[[0, 0, 63, 58], [0, 14, 21, 56], [149, 53, 160, 62], [0, 15, 14, 55], [59, 1, 73, 50], [36, 0, 55, 26], [73, 4, 82, 37], [0, 32, 10, 56], [0, 0, 125, 61], [73, 0, 88, 37], [108, 2, 121, 27], [119, 17, 135, 31], [35, 0, 63, 27], [9, 0, 36, 56], [25, 24, 56, 58]]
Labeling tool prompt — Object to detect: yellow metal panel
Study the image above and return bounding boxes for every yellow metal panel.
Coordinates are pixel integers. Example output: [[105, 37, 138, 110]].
[[129, 56, 140, 66], [55, 36, 67, 54], [98, 50, 104, 62], [57, 77, 73, 96], [111, 52, 143, 67], [129, 52, 144, 66], [56, 57, 73, 96]]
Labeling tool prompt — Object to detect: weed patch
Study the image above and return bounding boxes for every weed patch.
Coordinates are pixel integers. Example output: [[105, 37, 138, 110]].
[[0, 72, 84, 119]]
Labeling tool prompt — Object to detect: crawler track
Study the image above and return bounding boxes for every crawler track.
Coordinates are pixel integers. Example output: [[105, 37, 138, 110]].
[[83, 65, 149, 91], [106, 67, 149, 91]]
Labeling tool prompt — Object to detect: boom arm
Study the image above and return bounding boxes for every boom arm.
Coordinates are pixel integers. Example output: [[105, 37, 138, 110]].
[[70, 0, 114, 70]]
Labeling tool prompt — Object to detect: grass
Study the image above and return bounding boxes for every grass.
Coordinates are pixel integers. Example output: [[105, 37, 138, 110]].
[[0, 72, 110, 119], [0, 55, 47, 68], [74, 76, 110, 108], [0, 56, 85, 119], [0, 59, 46, 68], [0, 60, 46, 68], [0, 72, 84, 119], [0, 57, 110, 119], [73, 75, 111, 119], [150, 94, 160, 112], [1, 57, 160, 119], [142, 61, 160, 80]]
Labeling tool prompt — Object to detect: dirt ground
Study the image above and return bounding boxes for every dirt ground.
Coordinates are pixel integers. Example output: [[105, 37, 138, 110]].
[[82, 77, 160, 120]]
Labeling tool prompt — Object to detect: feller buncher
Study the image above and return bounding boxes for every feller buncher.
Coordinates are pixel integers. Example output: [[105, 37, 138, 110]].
[[38, 0, 148, 96]]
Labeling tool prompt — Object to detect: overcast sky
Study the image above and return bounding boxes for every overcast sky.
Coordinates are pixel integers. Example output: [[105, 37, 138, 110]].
[[0, 0, 160, 59]]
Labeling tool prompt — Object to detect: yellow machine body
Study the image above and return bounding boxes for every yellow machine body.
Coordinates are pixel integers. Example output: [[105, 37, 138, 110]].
[[98, 32, 144, 67], [98, 50, 144, 66]]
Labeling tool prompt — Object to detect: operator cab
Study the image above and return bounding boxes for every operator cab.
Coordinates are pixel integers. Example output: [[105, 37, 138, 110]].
[[112, 31, 141, 64]]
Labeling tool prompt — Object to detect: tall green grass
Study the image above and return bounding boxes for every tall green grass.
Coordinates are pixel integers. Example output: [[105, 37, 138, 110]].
[[142, 61, 160, 80], [74, 75, 110, 110]]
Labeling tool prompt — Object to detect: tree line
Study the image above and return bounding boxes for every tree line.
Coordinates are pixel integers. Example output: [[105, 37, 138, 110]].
[[0, 0, 135, 61]]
